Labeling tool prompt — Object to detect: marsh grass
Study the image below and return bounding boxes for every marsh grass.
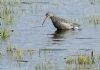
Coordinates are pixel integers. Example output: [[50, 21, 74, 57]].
[[0, 3, 15, 41], [6, 45, 26, 62], [6, 44, 14, 52], [27, 49, 35, 56], [2, 7, 14, 25], [0, 0, 21, 5], [65, 50, 97, 70], [0, 29, 10, 40], [0, 51, 2, 58], [14, 48, 24, 60], [0, 0, 4, 4], [88, 16, 100, 25], [3, 46, 100, 70], [65, 56, 74, 64], [65, 56, 95, 70], [35, 61, 56, 70], [0, 2, 15, 25], [6, 45, 17, 61], [6, 45, 38, 62], [78, 55, 93, 64], [13, 0, 21, 4]]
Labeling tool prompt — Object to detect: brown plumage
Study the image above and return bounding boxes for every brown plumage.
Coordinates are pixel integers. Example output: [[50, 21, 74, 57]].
[[42, 12, 80, 30]]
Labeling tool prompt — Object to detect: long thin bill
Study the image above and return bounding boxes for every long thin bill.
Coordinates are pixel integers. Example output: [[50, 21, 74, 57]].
[[42, 16, 48, 26]]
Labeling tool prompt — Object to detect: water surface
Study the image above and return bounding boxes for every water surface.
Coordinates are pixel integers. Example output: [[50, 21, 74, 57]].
[[0, 0, 100, 70]]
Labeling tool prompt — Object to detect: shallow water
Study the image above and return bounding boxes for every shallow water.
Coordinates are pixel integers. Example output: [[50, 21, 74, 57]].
[[0, 0, 100, 70]]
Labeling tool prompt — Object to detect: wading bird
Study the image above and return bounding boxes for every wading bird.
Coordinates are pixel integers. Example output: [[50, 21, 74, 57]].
[[42, 12, 80, 30]]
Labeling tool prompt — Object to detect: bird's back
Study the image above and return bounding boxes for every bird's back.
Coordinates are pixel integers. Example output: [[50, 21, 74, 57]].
[[50, 15, 80, 30], [50, 16, 69, 23]]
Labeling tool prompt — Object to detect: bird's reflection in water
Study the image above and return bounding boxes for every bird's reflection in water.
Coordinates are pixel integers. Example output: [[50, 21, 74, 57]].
[[51, 30, 75, 43]]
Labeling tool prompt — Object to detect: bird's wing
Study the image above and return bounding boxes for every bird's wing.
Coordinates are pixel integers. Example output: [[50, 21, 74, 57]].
[[52, 16, 68, 23], [52, 16, 80, 27], [59, 18, 80, 27]]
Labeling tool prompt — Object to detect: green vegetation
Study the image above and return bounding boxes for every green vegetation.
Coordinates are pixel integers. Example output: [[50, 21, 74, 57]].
[[65, 50, 96, 70], [6, 45, 14, 52], [35, 62, 56, 70], [78, 55, 93, 64], [0, 0, 21, 5], [6, 45, 24, 60], [88, 16, 100, 24], [66, 56, 74, 64], [14, 48, 24, 60], [27, 49, 35, 56], [1, 7, 13, 24], [6, 45, 37, 62], [0, 29, 10, 40]]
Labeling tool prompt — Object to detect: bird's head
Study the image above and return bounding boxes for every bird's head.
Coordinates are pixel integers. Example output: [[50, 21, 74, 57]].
[[42, 12, 54, 26], [45, 12, 53, 17]]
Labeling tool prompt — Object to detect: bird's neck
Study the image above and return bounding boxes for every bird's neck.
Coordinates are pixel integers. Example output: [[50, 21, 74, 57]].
[[50, 16, 55, 22], [50, 15, 59, 21]]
